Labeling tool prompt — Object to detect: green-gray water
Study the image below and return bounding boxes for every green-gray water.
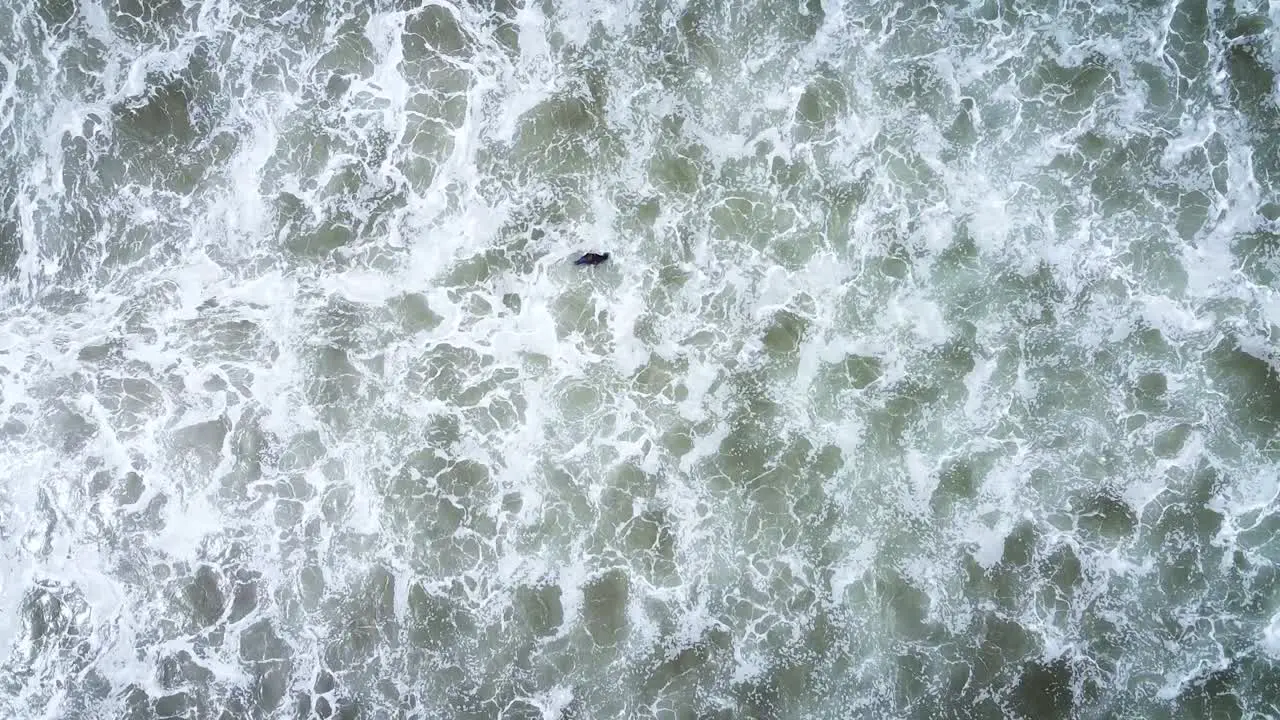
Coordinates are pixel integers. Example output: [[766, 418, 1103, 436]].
[[2, 0, 1279, 717]]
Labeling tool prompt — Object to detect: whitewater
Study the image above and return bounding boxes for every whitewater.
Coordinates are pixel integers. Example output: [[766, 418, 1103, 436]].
[[2, 0, 1279, 717]]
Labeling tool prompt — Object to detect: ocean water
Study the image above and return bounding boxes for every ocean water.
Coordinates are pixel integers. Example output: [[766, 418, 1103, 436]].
[[2, 0, 1279, 717]]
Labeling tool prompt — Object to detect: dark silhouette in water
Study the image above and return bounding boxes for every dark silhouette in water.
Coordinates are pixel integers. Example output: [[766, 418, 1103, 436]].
[[574, 252, 610, 266]]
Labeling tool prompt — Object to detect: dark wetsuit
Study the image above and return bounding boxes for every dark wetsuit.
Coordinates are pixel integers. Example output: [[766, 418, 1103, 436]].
[[574, 252, 610, 266]]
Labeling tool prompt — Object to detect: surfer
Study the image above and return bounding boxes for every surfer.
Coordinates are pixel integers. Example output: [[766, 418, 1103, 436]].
[[574, 252, 609, 266]]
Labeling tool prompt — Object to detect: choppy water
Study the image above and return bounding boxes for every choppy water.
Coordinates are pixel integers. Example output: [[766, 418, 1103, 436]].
[[2, 0, 1280, 717]]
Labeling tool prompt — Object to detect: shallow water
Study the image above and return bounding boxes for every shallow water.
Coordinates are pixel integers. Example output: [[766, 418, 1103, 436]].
[[2, 0, 1279, 717]]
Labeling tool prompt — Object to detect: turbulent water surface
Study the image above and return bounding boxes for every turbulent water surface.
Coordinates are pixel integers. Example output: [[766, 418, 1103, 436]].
[[2, 0, 1280, 717]]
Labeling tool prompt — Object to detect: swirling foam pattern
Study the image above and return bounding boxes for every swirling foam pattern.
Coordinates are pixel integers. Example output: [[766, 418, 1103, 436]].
[[2, 0, 1279, 717]]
